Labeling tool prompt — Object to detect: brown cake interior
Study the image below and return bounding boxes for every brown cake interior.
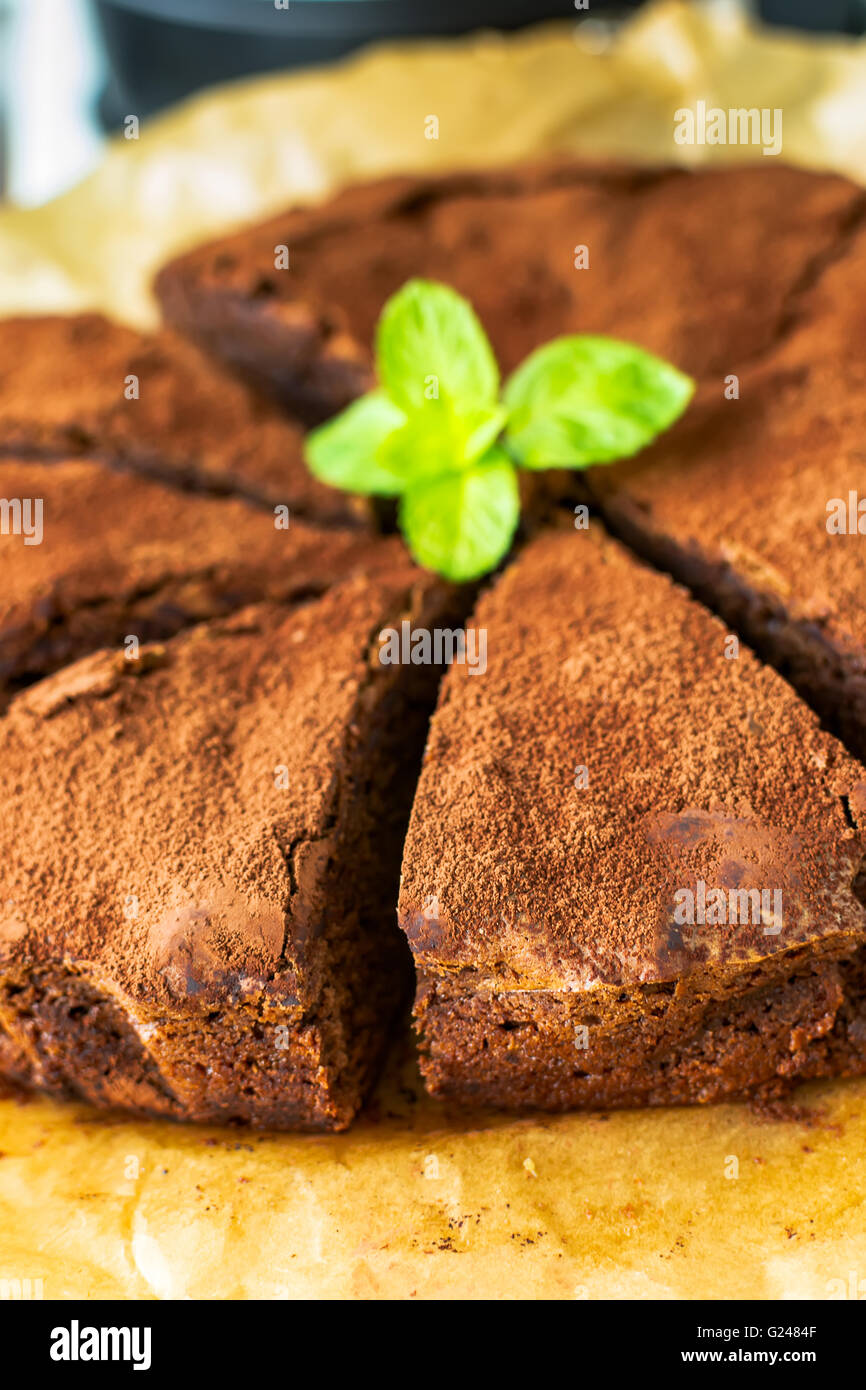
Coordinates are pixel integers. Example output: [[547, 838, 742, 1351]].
[[415, 946, 866, 1111]]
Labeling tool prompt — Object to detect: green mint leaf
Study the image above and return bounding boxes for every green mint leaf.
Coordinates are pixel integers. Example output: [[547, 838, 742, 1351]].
[[305, 390, 407, 496], [376, 278, 500, 417], [304, 280, 696, 584], [503, 335, 694, 470], [457, 402, 509, 463], [378, 401, 508, 482], [399, 448, 519, 583]]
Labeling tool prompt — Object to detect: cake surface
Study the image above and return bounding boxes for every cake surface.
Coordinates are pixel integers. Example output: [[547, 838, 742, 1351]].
[[583, 213, 866, 764], [0, 563, 456, 1129], [0, 314, 365, 524], [0, 453, 388, 695], [154, 161, 862, 419], [5, 158, 866, 1127], [398, 526, 866, 1109]]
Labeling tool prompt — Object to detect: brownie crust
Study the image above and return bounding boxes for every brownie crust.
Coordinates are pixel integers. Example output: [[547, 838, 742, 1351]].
[[0, 314, 365, 524], [0, 454, 394, 696], [155, 160, 863, 419], [583, 228, 866, 764]]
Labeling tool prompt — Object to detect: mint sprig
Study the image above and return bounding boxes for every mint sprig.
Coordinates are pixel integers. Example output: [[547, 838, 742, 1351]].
[[305, 278, 694, 582], [400, 448, 519, 584]]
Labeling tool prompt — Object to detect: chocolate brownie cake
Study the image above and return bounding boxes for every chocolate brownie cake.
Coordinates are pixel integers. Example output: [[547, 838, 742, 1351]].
[[0, 453, 388, 696], [398, 526, 866, 1110], [154, 162, 864, 419], [0, 314, 365, 524], [0, 562, 457, 1128], [5, 157, 866, 1130], [583, 214, 866, 764]]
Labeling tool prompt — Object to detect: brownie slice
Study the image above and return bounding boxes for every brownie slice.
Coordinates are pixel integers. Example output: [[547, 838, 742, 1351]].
[[0, 314, 364, 524], [0, 454, 391, 695], [0, 563, 457, 1129], [154, 161, 863, 419], [398, 525, 866, 1110], [582, 231, 866, 765]]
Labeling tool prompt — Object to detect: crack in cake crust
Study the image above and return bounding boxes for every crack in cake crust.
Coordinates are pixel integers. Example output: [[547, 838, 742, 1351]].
[[0, 314, 369, 525], [0, 454, 400, 700]]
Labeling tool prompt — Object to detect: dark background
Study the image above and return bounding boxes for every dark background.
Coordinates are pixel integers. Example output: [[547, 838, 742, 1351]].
[[93, 0, 866, 128], [2, 1, 864, 206]]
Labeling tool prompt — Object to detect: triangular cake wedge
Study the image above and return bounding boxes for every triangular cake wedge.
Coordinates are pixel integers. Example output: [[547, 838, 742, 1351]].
[[0, 564, 458, 1129], [0, 454, 391, 697], [0, 314, 365, 524], [154, 162, 861, 418], [398, 526, 866, 1109]]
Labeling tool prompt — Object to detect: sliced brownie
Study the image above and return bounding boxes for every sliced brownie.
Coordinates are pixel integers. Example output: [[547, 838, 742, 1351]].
[[154, 161, 864, 419], [0, 314, 364, 524], [583, 288, 866, 763], [398, 526, 866, 1110], [0, 454, 389, 694], [0, 563, 457, 1129]]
